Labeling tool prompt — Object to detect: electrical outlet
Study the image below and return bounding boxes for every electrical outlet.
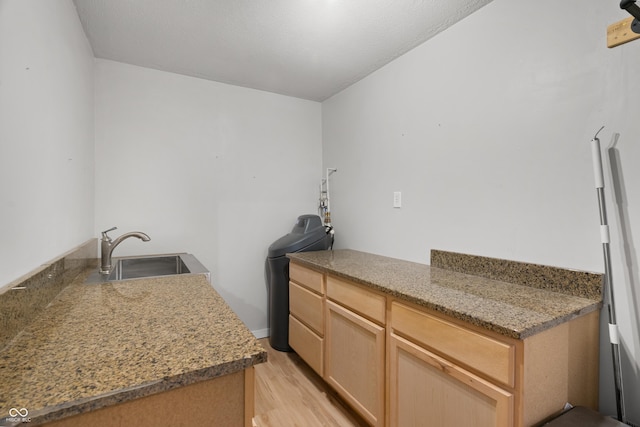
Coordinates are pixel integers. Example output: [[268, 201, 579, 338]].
[[393, 191, 402, 208]]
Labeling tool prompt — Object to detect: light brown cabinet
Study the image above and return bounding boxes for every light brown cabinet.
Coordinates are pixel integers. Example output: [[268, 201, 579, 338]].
[[288, 262, 325, 376], [390, 301, 516, 387], [389, 302, 515, 427], [389, 300, 598, 427], [287, 260, 599, 427], [42, 368, 255, 427], [324, 275, 387, 426], [290, 265, 386, 426], [325, 299, 385, 426], [389, 334, 513, 427]]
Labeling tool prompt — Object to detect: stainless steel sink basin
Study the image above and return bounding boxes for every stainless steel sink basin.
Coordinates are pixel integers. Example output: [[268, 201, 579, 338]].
[[85, 253, 210, 284], [109, 255, 189, 280]]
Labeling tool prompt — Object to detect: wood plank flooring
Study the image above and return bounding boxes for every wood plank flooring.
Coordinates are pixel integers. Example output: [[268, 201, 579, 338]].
[[254, 338, 366, 427]]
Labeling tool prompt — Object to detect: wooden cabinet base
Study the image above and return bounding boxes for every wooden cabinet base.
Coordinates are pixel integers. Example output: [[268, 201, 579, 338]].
[[519, 311, 600, 426], [390, 333, 514, 427], [325, 300, 385, 426], [42, 368, 255, 427], [288, 261, 600, 427], [390, 301, 600, 427]]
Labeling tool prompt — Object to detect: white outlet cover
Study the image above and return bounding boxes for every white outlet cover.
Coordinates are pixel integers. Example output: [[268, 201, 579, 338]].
[[393, 191, 402, 208]]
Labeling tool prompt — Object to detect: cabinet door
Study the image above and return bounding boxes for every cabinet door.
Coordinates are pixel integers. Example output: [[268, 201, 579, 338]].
[[325, 300, 385, 427], [389, 334, 513, 427]]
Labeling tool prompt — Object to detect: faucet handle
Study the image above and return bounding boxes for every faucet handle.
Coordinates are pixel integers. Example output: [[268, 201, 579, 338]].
[[101, 227, 117, 239]]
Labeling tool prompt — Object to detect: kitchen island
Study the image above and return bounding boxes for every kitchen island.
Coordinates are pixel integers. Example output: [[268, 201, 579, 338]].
[[0, 267, 266, 426]]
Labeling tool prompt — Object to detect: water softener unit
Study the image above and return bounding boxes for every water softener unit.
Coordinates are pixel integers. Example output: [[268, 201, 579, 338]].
[[266, 214, 333, 351]]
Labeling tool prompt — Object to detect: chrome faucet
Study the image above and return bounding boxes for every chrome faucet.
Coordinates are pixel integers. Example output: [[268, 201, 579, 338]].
[[100, 227, 151, 275]]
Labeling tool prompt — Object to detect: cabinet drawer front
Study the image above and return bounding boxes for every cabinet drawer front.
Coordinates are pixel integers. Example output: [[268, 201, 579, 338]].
[[290, 262, 324, 294], [391, 302, 516, 387], [326, 276, 386, 325], [390, 333, 513, 427], [289, 281, 324, 335], [289, 315, 323, 376]]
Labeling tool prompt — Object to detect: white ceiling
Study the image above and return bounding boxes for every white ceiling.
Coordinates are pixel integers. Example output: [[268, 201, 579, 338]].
[[73, 0, 493, 102]]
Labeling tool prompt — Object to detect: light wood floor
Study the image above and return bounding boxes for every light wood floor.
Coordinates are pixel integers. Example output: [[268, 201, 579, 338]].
[[254, 338, 366, 427]]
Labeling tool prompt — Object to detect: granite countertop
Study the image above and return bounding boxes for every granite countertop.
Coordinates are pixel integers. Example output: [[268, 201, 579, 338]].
[[0, 269, 266, 426], [288, 249, 602, 340]]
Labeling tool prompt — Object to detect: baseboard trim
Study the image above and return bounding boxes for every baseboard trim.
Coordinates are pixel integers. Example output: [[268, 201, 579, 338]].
[[252, 328, 269, 339]]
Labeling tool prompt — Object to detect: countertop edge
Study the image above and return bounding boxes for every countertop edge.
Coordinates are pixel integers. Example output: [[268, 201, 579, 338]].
[[380, 286, 603, 340], [27, 355, 267, 426], [288, 251, 603, 340]]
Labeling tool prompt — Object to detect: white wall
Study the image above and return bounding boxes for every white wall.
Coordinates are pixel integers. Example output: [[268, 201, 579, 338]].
[[0, 0, 95, 287], [94, 60, 322, 336], [322, 0, 640, 421]]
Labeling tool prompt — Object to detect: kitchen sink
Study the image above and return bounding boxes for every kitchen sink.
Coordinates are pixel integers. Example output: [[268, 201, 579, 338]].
[[85, 253, 210, 284]]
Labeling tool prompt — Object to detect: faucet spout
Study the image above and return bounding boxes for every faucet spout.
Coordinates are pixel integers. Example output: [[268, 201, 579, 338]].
[[100, 228, 151, 275]]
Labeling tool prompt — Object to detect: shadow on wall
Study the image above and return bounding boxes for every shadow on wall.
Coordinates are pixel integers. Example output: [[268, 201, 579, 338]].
[[608, 132, 640, 423], [214, 284, 267, 338]]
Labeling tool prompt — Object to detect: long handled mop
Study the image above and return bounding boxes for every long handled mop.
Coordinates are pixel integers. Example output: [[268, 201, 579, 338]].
[[590, 126, 626, 423]]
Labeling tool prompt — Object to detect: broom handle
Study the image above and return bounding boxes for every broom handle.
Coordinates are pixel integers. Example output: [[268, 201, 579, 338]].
[[591, 128, 625, 422]]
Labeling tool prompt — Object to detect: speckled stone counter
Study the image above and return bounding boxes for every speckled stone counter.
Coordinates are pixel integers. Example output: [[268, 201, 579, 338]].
[[0, 239, 97, 351], [0, 269, 266, 426], [287, 249, 602, 340]]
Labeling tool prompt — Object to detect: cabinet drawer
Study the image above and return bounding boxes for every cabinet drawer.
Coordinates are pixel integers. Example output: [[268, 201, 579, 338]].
[[326, 276, 386, 325], [290, 262, 324, 294], [289, 315, 323, 376], [289, 281, 324, 335], [391, 302, 516, 387]]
